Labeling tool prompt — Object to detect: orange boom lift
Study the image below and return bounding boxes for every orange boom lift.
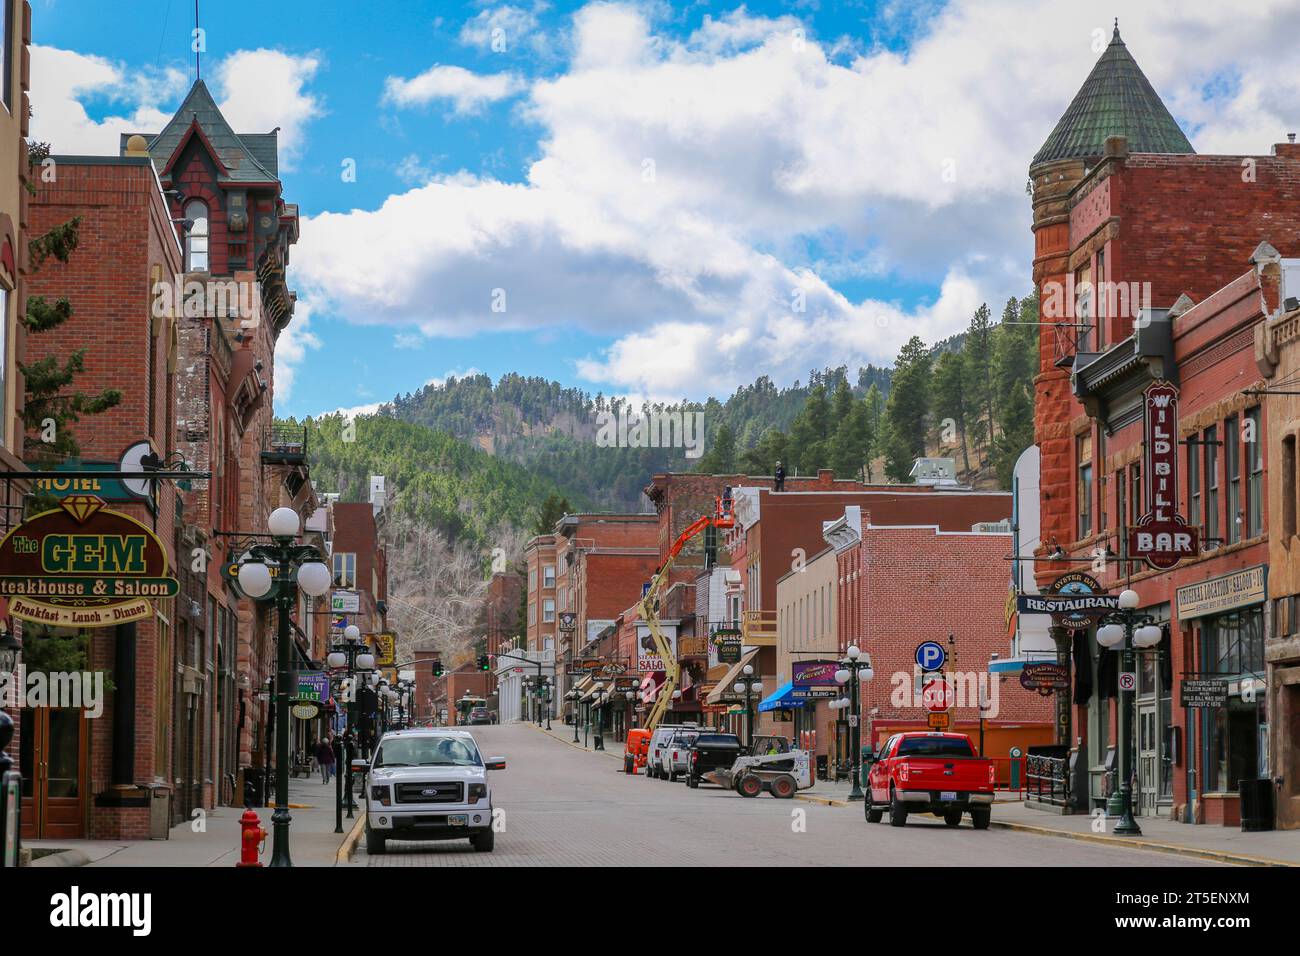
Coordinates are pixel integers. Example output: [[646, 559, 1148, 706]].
[[637, 491, 735, 733]]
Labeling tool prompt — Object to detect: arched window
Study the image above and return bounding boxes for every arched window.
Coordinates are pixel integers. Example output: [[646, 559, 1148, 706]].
[[185, 199, 209, 272]]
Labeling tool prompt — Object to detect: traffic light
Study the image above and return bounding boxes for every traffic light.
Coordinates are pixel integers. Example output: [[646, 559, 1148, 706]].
[[477, 654, 490, 671], [432, 658, 444, 677]]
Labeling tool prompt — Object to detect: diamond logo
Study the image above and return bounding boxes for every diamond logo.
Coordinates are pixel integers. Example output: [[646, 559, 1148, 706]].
[[60, 495, 105, 524]]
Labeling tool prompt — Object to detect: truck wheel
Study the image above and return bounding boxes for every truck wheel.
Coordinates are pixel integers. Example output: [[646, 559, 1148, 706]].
[[889, 787, 908, 827], [687, 775, 698, 789], [365, 826, 387, 855], [669, 770, 678, 782], [738, 773, 763, 798], [624, 756, 634, 774], [471, 828, 495, 852], [771, 774, 796, 799], [971, 807, 991, 830], [865, 801, 883, 823], [944, 810, 962, 827]]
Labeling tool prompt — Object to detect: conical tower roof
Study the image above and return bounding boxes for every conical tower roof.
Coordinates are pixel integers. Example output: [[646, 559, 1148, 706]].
[[1032, 23, 1193, 168]]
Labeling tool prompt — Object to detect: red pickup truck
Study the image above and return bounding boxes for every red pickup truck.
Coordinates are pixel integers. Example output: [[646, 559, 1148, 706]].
[[864, 731, 995, 829]]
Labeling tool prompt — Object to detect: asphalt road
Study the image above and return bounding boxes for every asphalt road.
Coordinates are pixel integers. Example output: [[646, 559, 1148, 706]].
[[355, 722, 1216, 867]]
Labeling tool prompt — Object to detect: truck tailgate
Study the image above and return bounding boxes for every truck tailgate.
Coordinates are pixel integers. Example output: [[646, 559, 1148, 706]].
[[897, 757, 993, 791]]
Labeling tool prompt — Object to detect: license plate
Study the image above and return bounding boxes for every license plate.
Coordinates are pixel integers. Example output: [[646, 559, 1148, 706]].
[[447, 814, 468, 826], [940, 791, 958, 801]]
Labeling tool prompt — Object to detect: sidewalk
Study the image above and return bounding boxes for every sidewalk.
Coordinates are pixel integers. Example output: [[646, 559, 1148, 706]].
[[794, 779, 1298, 866], [24, 773, 363, 867], [529, 717, 625, 762]]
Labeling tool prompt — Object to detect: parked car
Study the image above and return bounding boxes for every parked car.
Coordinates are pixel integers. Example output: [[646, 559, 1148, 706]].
[[684, 732, 743, 788], [624, 728, 651, 774], [864, 731, 995, 829], [364, 728, 506, 855], [646, 724, 699, 779], [662, 730, 701, 781], [468, 707, 491, 725]]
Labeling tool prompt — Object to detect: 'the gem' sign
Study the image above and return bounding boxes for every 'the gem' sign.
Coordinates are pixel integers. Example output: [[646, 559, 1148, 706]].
[[1128, 382, 1198, 570]]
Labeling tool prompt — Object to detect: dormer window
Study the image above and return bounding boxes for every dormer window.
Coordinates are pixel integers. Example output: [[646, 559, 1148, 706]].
[[185, 200, 209, 272]]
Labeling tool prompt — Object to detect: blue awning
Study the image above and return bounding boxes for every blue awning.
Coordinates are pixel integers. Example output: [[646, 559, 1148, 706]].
[[758, 680, 801, 712]]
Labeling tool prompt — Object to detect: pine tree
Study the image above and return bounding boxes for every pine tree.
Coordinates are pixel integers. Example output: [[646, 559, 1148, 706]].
[[533, 493, 571, 534], [965, 302, 995, 454], [883, 336, 932, 482], [694, 421, 737, 474], [863, 383, 884, 480], [788, 383, 831, 473], [932, 349, 972, 473]]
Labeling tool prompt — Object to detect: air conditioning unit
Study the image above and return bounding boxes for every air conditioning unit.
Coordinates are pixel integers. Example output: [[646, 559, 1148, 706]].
[[972, 520, 1012, 533]]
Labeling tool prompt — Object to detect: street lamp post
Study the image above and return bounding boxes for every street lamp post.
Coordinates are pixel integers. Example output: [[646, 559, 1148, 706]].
[[544, 680, 553, 730], [732, 665, 763, 750], [568, 689, 581, 742], [834, 645, 875, 801], [1096, 588, 1162, 836], [235, 507, 332, 868]]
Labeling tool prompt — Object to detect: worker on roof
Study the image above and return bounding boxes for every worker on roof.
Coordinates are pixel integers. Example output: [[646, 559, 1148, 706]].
[[774, 460, 786, 492]]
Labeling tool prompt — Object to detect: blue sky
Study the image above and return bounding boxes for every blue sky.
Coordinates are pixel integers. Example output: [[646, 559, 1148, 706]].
[[31, 0, 1300, 419]]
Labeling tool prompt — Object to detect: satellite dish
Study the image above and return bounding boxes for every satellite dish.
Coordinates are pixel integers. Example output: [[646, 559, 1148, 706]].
[[120, 440, 156, 499]]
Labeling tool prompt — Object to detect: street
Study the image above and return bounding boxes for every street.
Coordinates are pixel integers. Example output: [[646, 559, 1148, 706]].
[[357, 722, 1216, 867]]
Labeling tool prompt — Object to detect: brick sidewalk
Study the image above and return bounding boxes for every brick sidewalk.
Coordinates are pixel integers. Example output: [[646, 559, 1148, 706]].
[[24, 774, 362, 867]]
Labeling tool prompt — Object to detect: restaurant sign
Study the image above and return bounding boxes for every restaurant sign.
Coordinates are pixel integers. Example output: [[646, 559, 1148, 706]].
[[0, 495, 177, 627], [1128, 382, 1199, 570], [1028, 572, 1118, 630], [1176, 565, 1266, 620]]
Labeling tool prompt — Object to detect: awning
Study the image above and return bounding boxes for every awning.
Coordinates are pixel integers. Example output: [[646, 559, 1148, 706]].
[[705, 648, 760, 705], [758, 680, 800, 713]]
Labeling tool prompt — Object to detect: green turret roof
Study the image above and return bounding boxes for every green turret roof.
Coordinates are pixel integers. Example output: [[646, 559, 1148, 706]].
[[1032, 23, 1193, 168]]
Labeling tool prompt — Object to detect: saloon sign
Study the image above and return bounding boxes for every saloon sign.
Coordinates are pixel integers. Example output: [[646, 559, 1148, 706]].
[[0, 495, 177, 627], [1128, 382, 1198, 569]]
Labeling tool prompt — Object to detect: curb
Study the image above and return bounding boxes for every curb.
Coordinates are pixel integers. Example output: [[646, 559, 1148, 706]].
[[336, 810, 366, 864], [29, 848, 92, 868], [796, 793, 851, 808], [988, 820, 1294, 867]]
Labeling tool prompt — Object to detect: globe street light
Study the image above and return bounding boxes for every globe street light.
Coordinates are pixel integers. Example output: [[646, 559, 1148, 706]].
[[235, 509, 329, 867], [835, 645, 874, 800], [1095, 588, 1159, 835], [734, 664, 763, 749]]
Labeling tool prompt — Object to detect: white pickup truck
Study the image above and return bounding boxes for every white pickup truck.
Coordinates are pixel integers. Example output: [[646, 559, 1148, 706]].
[[645, 723, 701, 780], [364, 728, 505, 855]]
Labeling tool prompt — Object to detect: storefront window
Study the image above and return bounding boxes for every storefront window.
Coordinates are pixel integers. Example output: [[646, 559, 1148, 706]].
[[1201, 606, 1266, 792], [1205, 608, 1264, 675]]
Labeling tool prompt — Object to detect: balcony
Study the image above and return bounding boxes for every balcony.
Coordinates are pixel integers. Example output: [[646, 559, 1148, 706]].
[[742, 610, 778, 647], [262, 423, 308, 466]]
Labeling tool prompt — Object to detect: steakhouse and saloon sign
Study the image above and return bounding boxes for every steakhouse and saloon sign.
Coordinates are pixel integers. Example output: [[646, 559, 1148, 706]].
[[1128, 382, 1199, 570], [0, 495, 177, 627]]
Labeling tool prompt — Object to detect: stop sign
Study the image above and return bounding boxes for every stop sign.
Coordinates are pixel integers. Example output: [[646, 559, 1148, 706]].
[[922, 677, 953, 712]]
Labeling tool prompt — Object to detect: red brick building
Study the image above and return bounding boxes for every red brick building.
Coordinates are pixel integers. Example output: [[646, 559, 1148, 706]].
[[824, 510, 1054, 767], [21, 154, 183, 840], [1030, 27, 1300, 823]]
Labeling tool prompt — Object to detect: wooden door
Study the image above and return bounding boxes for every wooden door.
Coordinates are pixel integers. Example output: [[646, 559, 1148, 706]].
[[19, 707, 87, 840]]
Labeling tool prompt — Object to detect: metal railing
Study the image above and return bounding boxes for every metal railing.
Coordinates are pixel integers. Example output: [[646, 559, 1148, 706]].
[[1026, 753, 1071, 806], [263, 423, 308, 462]]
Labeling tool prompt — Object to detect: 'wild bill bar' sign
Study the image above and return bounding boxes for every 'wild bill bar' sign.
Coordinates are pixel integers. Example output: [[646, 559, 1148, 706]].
[[1128, 382, 1198, 570], [0, 495, 177, 626]]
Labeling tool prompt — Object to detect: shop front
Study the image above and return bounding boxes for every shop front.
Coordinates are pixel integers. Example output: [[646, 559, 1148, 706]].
[[1176, 565, 1268, 826]]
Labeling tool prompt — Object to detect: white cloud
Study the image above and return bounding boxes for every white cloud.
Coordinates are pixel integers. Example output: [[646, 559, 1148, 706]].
[[274, 300, 322, 404], [425, 367, 484, 387], [30, 45, 323, 165], [210, 49, 323, 169], [382, 65, 525, 115], [460, 4, 549, 56], [296, 0, 1300, 400], [316, 400, 385, 420]]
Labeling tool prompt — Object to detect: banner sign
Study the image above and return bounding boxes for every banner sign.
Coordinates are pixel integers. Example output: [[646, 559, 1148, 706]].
[[0, 496, 177, 627], [792, 660, 839, 687], [712, 627, 742, 664], [369, 632, 396, 667], [1039, 572, 1116, 631], [558, 612, 577, 632], [1128, 383, 1198, 569], [297, 672, 330, 703], [791, 687, 837, 700], [1176, 565, 1266, 620]]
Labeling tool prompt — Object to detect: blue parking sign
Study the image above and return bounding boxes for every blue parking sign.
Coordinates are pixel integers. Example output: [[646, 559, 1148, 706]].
[[915, 641, 946, 671]]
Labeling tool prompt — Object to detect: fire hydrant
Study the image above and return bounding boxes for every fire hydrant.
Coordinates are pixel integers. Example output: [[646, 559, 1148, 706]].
[[236, 809, 266, 867]]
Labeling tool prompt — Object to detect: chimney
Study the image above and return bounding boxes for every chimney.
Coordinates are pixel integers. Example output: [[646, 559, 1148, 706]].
[[817, 468, 834, 487]]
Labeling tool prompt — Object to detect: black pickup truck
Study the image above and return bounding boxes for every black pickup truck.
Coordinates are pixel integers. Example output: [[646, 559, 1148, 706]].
[[685, 733, 744, 788]]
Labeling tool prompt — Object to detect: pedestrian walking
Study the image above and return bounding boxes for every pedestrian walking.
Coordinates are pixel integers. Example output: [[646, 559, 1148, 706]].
[[316, 735, 335, 784]]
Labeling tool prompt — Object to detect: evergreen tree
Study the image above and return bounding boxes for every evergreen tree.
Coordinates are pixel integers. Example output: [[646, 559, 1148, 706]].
[[534, 492, 572, 534], [932, 349, 972, 473], [694, 421, 737, 474], [991, 293, 1040, 486], [965, 302, 995, 451], [882, 336, 932, 482], [863, 383, 884, 480], [788, 383, 831, 473], [738, 426, 788, 476]]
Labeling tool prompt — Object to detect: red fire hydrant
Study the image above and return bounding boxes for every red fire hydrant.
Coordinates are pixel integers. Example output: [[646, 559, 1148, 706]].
[[236, 809, 266, 867]]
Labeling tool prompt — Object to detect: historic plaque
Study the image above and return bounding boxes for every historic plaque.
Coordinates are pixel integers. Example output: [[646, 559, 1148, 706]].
[[1180, 679, 1228, 709]]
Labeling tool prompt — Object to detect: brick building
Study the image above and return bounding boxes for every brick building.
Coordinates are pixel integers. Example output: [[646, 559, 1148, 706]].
[[823, 508, 1054, 768], [1030, 27, 1300, 823], [21, 153, 183, 840]]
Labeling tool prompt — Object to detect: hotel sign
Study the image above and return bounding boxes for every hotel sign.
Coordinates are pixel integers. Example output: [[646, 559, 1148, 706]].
[[1176, 565, 1267, 620], [1128, 383, 1198, 570], [0, 496, 177, 627]]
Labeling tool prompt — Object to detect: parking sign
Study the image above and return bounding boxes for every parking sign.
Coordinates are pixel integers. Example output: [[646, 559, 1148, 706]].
[[915, 641, 946, 671]]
